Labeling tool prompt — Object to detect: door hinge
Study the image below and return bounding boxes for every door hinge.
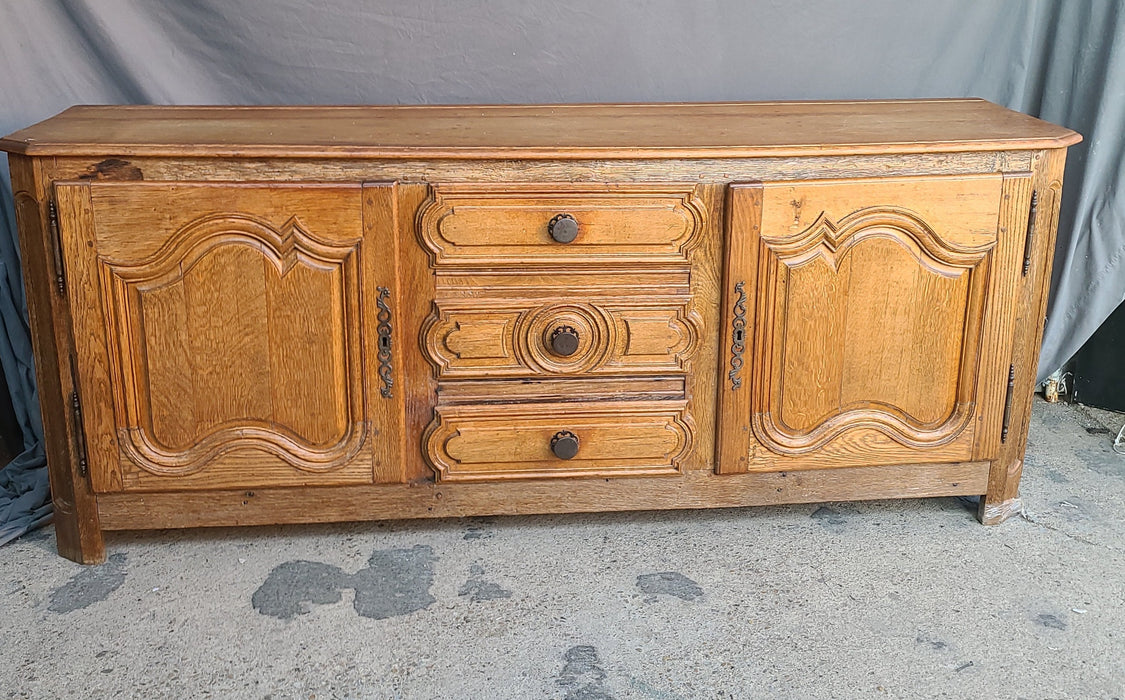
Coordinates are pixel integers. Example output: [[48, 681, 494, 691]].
[[1000, 364, 1016, 444], [1021, 190, 1039, 277], [69, 356, 88, 478], [47, 198, 67, 296]]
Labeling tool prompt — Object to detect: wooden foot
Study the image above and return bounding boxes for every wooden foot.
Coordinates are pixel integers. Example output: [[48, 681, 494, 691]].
[[50, 489, 105, 564], [978, 457, 1023, 525], [978, 496, 1023, 525]]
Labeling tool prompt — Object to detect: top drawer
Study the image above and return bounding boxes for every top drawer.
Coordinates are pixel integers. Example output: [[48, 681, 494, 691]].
[[417, 183, 706, 267]]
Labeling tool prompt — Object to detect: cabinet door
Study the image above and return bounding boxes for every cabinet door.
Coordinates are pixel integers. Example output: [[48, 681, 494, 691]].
[[55, 182, 405, 492], [717, 174, 1032, 473]]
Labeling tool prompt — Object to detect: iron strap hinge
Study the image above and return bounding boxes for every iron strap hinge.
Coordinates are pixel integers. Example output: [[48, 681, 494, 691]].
[[48, 197, 67, 296], [1000, 364, 1016, 444], [69, 356, 89, 479]]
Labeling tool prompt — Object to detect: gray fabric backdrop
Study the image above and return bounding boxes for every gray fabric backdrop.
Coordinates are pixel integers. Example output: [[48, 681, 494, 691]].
[[0, 0, 1121, 540]]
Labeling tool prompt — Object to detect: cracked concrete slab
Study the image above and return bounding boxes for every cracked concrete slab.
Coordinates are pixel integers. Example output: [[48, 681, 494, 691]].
[[2, 398, 1123, 698]]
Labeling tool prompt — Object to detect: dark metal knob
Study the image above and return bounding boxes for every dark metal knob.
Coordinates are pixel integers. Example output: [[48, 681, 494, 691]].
[[550, 326, 580, 356], [551, 431, 580, 460], [548, 213, 579, 243]]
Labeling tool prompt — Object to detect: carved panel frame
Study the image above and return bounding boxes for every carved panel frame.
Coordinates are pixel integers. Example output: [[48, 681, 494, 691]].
[[99, 212, 368, 477], [751, 205, 995, 455]]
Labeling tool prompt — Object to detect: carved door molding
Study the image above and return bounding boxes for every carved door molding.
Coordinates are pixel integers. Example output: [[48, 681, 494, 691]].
[[718, 174, 1034, 473], [55, 181, 405, 491], [752, 204, 992, 454]]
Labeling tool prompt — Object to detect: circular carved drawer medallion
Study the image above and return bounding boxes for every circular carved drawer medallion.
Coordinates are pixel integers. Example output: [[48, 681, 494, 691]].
[[516, 303, 615, 374]]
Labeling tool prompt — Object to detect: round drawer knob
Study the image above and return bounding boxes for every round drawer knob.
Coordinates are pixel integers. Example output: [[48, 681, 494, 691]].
[[551, 431, 581, 460], [548, 213, 579, 243], [550, 326, 580, 356]]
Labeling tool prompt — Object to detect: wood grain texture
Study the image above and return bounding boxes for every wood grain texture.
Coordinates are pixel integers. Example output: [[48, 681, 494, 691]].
[[9, 155, 105, 563], [96, 460, 991, 531], [417, 183, 706, 266], [973, 173, 1034, 456], [716, 183, 763, 474], [3, 102, 1080, 561], [53, 184, 123, 492], [422, 296, 699, 379], [397, 183, 441, 483], [765, 176, 997, 458], [435, 377, 686, 404], [417, 180, 721, 478], [55, 181, 397, 493], [2, 100, 1079, 158], [42, 151, 1036, 186], [362, 183, 408, 484], [980, 148, 1069, 523], [722, 175, 1008, 472], [424, 400, 693, 482]]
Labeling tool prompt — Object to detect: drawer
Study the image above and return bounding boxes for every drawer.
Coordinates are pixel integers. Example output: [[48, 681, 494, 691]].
[[423, 296, 701, 379], [417, 183, 706, 266], [424, 400, 693, 482]]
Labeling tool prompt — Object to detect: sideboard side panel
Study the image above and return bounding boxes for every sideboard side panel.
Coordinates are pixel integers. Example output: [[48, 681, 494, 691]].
[[9, 155, 105, 563], [980, 148, 1069, 523]]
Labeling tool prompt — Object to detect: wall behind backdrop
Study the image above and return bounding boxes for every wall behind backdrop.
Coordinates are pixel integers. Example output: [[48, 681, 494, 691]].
[[0, 0, 1122, 540]]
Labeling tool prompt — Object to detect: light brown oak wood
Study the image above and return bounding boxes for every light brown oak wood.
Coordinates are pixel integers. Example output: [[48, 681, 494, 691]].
[[96, 460, 991, 531], [422, 296, 700, 379], [1, 100, 1079, 159], [9, 155, 105, 563], [718, 174, 1025, 473], [425, 400, 693, 482], [39, 151, 1037, 185], [417, 183, 706, 266], [55, 181, 405, 493], [0, 100, 1079, 562], [980, 149, 1069, 523]]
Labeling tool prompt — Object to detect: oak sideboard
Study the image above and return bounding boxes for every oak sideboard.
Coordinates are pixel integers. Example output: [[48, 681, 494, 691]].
[[1, 100, 1080, 563]]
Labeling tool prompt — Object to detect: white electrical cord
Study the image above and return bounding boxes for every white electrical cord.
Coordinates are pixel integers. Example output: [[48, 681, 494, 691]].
[[1114, 422, 1125, 455]]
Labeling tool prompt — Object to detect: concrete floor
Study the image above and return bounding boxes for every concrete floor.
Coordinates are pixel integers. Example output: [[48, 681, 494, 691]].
[[3, 398, 1123, 699]]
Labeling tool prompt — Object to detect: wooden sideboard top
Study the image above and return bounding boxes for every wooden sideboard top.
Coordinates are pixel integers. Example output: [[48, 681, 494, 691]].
[[1, 99, 1079, 160]]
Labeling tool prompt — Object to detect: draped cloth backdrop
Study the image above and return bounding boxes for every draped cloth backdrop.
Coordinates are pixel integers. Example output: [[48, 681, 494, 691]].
[[0, 0, 1122, 542]]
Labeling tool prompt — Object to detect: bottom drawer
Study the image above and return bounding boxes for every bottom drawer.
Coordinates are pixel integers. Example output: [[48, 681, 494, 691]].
[[424, 400, 694, 482]]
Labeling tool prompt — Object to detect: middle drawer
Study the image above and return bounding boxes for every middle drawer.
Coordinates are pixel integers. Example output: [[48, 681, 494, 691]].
[[422, 296, 702, 379]]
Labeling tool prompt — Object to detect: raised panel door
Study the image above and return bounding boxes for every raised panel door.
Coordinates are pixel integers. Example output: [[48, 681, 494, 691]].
[[717, 174, 1033, 472], [55, 181, 405, 491]]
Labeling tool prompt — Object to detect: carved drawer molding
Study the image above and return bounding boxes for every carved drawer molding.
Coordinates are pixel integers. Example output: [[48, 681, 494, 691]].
[[424, 400, 694, 482], [421, 298, 702, 379], [416, 183, 708, 267]]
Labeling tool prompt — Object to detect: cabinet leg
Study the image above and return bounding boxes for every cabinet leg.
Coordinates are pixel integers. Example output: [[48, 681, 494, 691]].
[[44, 410, 104, 563], [50, 495, 105, 564], [977, 458, 1023, 525]]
